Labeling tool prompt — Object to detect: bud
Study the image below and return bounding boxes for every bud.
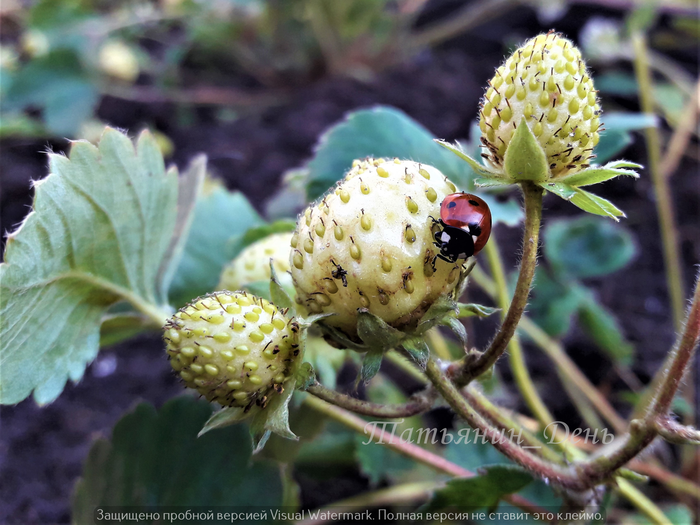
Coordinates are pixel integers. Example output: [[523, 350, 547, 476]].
[[479, 32, 601, 179]]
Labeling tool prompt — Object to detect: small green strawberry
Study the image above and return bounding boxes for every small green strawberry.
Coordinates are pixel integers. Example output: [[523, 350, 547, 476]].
[[219, 232, 293, 292], [479, 31, 600, 178], [163, 291, 300, 413], [290, 157, 465, 340], [436, 31, 640, 220]]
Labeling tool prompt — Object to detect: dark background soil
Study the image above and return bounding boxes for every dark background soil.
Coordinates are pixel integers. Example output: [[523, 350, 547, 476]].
[[1, 2, 698, 524]]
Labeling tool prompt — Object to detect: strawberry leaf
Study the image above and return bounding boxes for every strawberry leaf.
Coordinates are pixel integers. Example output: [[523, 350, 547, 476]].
[[0, 128, 204, 405], [72, 397, 282, 520]]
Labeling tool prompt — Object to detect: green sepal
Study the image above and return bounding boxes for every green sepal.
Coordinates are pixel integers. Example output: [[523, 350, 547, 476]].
[[457, 303, 500, 318], [269, 262, 294, 314], [357, 308, 406, 349], [295, 362, 316, 391], [298, 312, 336, 328], [570, 188, 626, 221], [359, 346, 385, 385], [317, 324, 369, 352], [504, 119, 549, 182], [250, 376, 298, 453], [540, 181, 578, 201], [473, 176, 514, 188], [434, 139, 504, 179], [401, 337, 431, 369], [440, 317, 468, 349], [198, 406, 249, 437], [416, 295, 459, 336], [540, 182, 626, 220], [556, 160, 641, 187]]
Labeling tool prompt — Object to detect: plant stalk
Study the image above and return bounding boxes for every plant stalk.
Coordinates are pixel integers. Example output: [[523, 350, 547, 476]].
[[463, 182, 543, 381]]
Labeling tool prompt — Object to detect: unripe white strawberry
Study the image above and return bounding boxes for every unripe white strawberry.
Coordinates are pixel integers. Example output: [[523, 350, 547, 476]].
[[98, 40, 140, 83], [163, 291, 301, 412], [290, 158, 464, 339], [219, 232, 293, 291], [479, 32, 601, 178]]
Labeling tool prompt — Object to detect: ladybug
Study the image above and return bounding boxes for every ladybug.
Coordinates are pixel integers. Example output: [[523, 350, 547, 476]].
[[431, 193, 492, 267]]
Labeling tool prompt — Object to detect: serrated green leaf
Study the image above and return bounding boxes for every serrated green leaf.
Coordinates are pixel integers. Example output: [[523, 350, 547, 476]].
[[503, 119, 549, 182], [71, 397, 282, 521], [168, 183, 263, 307], [544, 216, 636, 279], [0, 128, 179, 405], [360, 346, 384, 384], [421, 465, 533, 512], [570, 188, 626, 220], [556, 162, 640, 187], [306, 106, 474, 199], [402, 337, 430, 369], [457, 303, 500, 318]]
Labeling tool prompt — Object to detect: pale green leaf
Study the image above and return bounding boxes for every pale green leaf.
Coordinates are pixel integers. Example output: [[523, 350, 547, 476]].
[[1, 128, 180, 405]]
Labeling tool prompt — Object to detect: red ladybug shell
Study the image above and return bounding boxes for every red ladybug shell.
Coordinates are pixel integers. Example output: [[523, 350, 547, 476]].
[[439, 193, 492, 255]]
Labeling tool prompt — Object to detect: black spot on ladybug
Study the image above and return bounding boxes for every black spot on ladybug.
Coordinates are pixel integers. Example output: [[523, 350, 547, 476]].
[[468, 200, 479, 206]]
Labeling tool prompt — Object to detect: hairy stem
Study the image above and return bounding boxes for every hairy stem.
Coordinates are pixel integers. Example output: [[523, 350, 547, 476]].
[[306, 381, 435, 418], [462, 182, 543, 381]]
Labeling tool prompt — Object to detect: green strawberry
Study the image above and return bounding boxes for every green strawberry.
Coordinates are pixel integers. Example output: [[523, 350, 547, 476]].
[[479, 31, 601, 178], [219, 232, 293, 291], [290, 157, 464, 340], [163, 291, 301, 412]]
